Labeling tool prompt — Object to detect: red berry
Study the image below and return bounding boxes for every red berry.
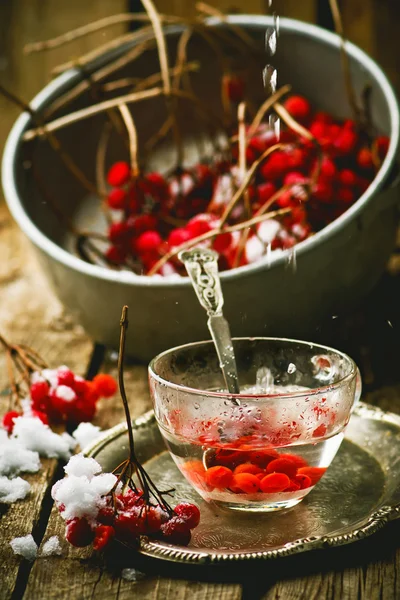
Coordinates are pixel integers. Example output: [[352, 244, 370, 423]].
[[115, 509, 147, 539], [93, 525, 115, 551], [284, 171, 307, 186], [135, 230, 162, 254], [105, 245, 128, 265], [283, 95, 311, 122], [339, 169, 357, 187], [314, 111, 334, 124], [276, 190, 293, 208], [97, 506, 115, 525], [168, 227, 192, 248], [313, 180, 333, 203], [376, 136, 390, 159], [260, 151, 289, 180], [92, 374, 117, 398], [213, 232, 232, 253], [230, 473, 261, 494], [118, 489, 144, 509], [186, 217, 213, 238], [297, 466, 327, 486], [107, 162, 130, 187], [127, 214, 157, 234], [223, 73, 245, 103], [257, 182, 276, 205], [289, 148, 308, 171], [108, 222, 130, 244], [266, 458, 298, 478], [107, 188, 127, 210], [66, 518, 94, 547], [1, 410, 21, 434], [334, 129, 357, 155], [161, 516, 191, 545], [69, 396, 97, 424], [205, 466, 233, 489], [260, 472, 290, 493], [30, 381, 50, 404], [57, 368, 75, 387], [357, 147, 374, 170], [173, 503, 200, 529], [31, 410, 49, 425], [295, 473, 312, 489], [143, 506, 167, 534], [310, 121, 328, 140], [337, 187, 355, 204], [319, 157, 337, 180]]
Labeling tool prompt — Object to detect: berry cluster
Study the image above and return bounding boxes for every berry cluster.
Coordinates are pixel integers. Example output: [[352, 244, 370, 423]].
[[52, 455, 200, 549], [1, 368, 117, 433], [183, 450, 326, 496], [103, 94, 389, 275]]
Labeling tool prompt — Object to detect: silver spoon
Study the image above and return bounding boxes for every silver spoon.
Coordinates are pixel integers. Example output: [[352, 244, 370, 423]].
[[179, 248, 240, 395]]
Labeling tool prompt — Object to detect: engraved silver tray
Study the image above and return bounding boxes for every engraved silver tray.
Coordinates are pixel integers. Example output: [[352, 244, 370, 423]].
[[85, 402, 400, 564]]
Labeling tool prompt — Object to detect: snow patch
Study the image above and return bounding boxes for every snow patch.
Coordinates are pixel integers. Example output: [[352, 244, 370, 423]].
[[0, 476, 30, 503], [72, 423, 102, 450], [10, 534, 38, 561]]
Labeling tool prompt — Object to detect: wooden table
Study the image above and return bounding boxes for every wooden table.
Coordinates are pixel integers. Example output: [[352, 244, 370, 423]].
[[1, 200, 400, 600]]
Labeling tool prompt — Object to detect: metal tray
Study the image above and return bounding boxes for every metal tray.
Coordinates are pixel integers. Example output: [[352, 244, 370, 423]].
[[85, 402, 400, 565]]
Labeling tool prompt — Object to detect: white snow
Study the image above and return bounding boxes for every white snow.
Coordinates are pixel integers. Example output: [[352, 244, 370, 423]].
[[121, 568, 145, 581], [257, 219, 282, 244], [54, 385, 76, 402], [12, 416, 76, 460], [64, 454, 102, 479], [10, 534, 38, 561], [0, 430, 40, 477], [52, 455, 117, 522], [72, 423, 102, 450], [41, 536, 62, 557], [0, 476, 30, 503], [32, 368, 58, 388], [245, 235, 265, 263]]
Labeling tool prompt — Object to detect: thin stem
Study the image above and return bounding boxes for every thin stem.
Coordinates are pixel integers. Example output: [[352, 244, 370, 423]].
[[51, 28, 154, 76], [118, 306, 135, 463], [118, 104, 139, 176], [328, 0, 360, 120], [44, 40, 153, 119], [246, 84, 291, 138], [219, 143, 287, 226]]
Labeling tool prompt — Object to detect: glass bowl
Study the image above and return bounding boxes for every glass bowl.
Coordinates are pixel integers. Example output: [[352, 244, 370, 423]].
[[149, 338, 360, 513]]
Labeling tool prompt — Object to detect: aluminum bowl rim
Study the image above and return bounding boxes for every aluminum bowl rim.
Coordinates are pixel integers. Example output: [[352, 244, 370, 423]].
[[2, 15, 399, 288]]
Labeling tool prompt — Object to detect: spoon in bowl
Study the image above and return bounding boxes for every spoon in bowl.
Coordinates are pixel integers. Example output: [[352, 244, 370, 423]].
[[179, 247, 240, 396]]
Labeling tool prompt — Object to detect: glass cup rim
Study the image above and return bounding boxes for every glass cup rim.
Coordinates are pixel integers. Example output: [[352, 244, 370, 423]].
[[148, 336, 358, 400]]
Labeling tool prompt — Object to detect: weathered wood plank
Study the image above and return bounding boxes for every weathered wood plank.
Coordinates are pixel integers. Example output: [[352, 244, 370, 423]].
[[0, 204, 93, 600]]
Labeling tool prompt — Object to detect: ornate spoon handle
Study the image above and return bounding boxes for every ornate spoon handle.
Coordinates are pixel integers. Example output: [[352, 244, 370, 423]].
[[179, 248, 240, 395]]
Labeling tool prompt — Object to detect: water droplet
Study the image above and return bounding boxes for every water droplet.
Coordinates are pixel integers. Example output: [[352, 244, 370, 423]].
[[263, 65, 277, 94], [287, 362, 297, 374], [194, 402, 200, 410], [265, 27, 277, 55]]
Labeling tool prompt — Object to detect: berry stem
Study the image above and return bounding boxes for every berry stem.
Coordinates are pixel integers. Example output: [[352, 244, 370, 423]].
[[328, 0, 361, 121], [118, 306, 136, 463]]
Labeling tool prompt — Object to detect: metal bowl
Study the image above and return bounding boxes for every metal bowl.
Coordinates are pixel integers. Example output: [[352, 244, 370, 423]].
[[2, 16, 400, 360]]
